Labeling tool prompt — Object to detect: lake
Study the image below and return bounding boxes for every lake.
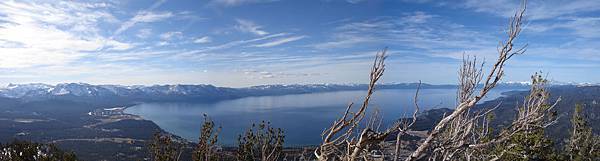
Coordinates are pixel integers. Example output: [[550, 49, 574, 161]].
[[125, 88, 518, 146]]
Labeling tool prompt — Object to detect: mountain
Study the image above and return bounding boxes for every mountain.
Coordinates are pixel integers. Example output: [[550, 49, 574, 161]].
[[0, 83, 237, 103], [478, 85, 600, 145], [0, 83, 53, 98], [414, 85, 600, 147], [0, 82, 533, 103]]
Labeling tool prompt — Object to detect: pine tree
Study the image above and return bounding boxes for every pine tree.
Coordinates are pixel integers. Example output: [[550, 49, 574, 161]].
[[565, 104, 600, 161]]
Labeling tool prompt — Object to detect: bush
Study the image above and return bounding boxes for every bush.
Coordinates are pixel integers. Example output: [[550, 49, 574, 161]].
[[236, 121, 285, 161], [0, 140, 78, 161]]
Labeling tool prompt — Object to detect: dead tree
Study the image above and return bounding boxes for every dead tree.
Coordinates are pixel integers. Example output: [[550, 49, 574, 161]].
[[426, 73, 560, 161], [393, 81, 421, 161], [315, 49, 402, 161], [405, 1, 530, 160], [193, 114, 222, 161]]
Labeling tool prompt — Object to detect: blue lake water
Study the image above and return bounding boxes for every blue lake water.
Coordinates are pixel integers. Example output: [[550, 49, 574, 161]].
[[125, 88, 517, 146]]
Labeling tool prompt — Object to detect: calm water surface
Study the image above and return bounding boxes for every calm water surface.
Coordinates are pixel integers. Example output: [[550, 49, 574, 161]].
[[125, 89, 516, 146]]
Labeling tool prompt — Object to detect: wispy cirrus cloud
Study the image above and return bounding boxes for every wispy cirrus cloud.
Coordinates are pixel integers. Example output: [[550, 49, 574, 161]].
[[527, 16, 600, 38], [235, 19, 269, 36], [253, 35, 306, 47], [242, 69, 325, 79], [136, 28, 153, 38], [210, 0, 279, 6], [345, 0, 365, 4], [112, 0, 169, 36], [454, 0, 600, 63], [0, 1, 131, 68], [313, 34, 376, 49], [114, 11, 173, 36], [193, 36, 212, 44], [160, 31, 184, 40], [195, 33, 288, 52], [314, 11, 494, 59], [446, 0, 600, 20]]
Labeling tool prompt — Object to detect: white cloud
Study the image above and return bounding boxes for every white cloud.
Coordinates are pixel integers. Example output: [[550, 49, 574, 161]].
[[346, 0, 365, 4], [258, 71, 274, 78], [0, 1, 131, 68], [400, 0, 433, 3], [456, 0, 600, 20], [112, 0, 168, 36], [240, 69, 324, 79], [405, 11, 436, 23], [235, 19, 269, 35], [193, 36, 212, 44], [136, 28, 153, 38], [97, 48, 189, 62], [522, 43, 600, 61], [527, 17, 600, 38], [313, 34, 376, 49], [105, 40, 134, 51], [115, 11, 174, 35], [253, 35, 306, 47], [157, 41, 170, 46], [261, 74, 275, 79], [211, 0, 278, 6], [528, 0, 600, 20], [194, 33, 287, 52], [314, 12, 490, 52], [458, 0, 518, 18], [133, 11, 174, 22], [160, 31, 183, 40]]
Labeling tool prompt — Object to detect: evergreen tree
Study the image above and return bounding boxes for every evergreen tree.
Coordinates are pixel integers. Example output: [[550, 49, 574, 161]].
[[565, 104, 600, 161], [0, 140, 78, 161]]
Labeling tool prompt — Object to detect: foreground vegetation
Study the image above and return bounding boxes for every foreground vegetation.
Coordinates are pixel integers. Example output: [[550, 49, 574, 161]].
[[0, 140, 77, 161]]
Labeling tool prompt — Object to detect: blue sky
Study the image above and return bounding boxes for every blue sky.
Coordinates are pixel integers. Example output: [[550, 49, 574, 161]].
[[0, 0, 598, 87]]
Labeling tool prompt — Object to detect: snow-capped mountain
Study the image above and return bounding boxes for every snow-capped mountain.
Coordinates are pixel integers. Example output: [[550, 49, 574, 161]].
[[48, 83, 118, 97], [0, 83, 240, 103], [501, 81, 532, 86], [0, 81, 556, 102], [0, 83, 53, 98], [548, 80, 600, 87]]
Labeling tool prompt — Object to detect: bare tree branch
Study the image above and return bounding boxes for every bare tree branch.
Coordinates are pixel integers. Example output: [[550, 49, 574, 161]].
[[405, 1, 528, 160]]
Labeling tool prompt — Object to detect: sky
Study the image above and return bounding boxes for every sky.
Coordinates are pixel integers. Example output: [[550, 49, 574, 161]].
[[0, 0, 599, 87]]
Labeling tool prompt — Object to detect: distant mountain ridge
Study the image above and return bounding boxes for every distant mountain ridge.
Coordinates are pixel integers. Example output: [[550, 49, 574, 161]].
[[0, 82, 556, 103]]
